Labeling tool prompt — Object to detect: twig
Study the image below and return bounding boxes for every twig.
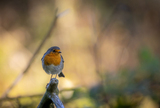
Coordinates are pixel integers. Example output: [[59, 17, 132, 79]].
[[0, 94, 43, 102], [37, 78, 64, 108], [1, 9, 58, 98], [0, 88, 77, 102], [116, 36, 133, 69], [1, 9, 69, 98]]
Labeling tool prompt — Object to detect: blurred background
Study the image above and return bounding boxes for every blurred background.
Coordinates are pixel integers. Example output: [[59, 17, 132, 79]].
[[0, 0, 160, 108]]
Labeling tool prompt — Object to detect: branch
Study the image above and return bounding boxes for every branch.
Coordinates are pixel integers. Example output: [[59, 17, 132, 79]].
[[0, 88, 77, 102], [1, 9, 69, 98], [0, 94, 43, 102], [37, 78, 64, 108]]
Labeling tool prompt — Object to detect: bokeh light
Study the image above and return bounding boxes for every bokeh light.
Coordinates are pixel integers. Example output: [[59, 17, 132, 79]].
[[0, 0, 160, 108]]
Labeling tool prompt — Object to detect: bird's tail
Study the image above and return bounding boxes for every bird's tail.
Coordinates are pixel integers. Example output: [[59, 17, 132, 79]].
[[58, 72, 65, 77]]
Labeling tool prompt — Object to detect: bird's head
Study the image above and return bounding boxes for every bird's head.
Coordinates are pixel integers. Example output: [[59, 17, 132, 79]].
[[50, 46, 61, 55], [47, 46, 62, 56]]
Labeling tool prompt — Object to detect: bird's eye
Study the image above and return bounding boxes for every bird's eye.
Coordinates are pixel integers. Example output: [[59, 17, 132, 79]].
[[53, 50, 56, 52]]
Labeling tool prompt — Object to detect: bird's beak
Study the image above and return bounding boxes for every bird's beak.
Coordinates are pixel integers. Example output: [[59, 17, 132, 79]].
[[59, 51, 61, 53]]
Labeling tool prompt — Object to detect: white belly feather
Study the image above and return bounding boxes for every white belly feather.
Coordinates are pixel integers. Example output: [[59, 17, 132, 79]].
[[42, 60, 63, 75]]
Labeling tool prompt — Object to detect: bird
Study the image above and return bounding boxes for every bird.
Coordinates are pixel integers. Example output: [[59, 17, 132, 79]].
[[41, 46, 65, 79]]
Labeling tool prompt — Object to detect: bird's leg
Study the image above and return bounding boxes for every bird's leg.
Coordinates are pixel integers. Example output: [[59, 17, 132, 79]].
[[50, 74, 53, 80], [55, 74, 57, 78]]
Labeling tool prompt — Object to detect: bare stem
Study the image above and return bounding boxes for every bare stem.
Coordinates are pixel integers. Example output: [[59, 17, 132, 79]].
[[1, 9, 59, 98]]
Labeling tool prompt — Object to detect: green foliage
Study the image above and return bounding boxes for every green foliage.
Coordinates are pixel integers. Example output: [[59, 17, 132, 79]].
[[89, 48, 160, 107]]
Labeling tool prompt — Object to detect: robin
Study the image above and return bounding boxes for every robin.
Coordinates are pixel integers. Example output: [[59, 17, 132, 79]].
[[41, 46, 65, 79]]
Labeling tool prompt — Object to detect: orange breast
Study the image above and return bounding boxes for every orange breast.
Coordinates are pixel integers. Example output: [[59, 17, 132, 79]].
[[44, 52, 61, 66]]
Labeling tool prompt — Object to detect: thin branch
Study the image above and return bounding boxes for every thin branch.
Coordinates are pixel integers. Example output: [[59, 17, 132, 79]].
[[91, 1, 116, 78], [0, 88, 77, 102], [1, 9, 69, 98], [116, 36, 133, 69], [59, 88, 79, 93], [0, 94, 43, 102]]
